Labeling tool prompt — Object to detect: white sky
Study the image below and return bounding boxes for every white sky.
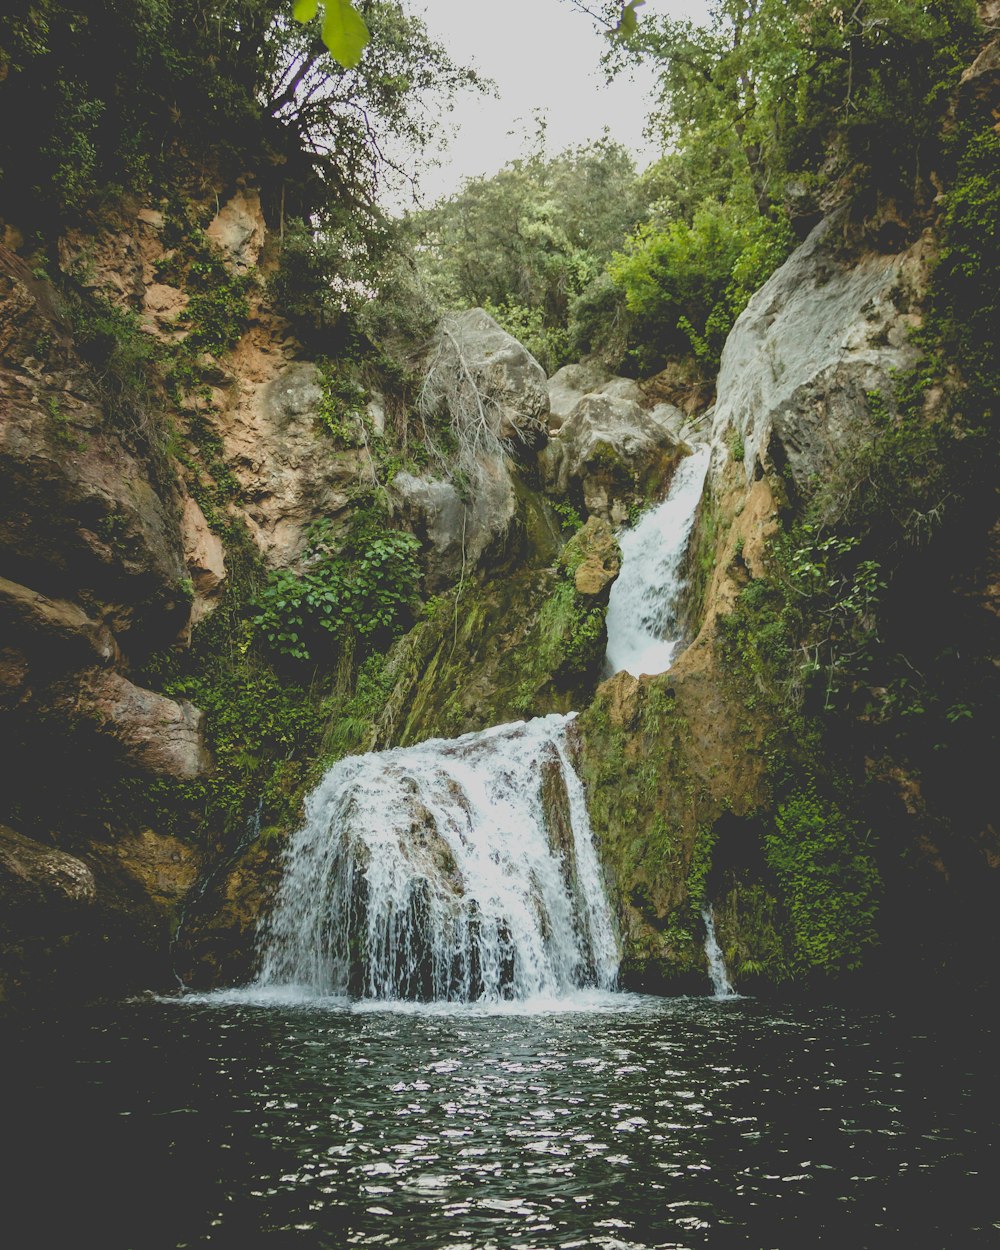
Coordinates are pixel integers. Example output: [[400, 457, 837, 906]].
[[403, 0, 712, 208]]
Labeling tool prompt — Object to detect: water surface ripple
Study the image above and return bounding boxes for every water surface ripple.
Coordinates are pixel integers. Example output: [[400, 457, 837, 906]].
[[3, 993, 997, 1248]]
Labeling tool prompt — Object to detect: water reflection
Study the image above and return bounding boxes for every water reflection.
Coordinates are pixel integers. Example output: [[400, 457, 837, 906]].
[[2, 993, 997, 1248]]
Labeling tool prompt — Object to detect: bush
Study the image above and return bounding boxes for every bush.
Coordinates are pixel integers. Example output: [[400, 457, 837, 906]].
[[609, 199, 791, 373], [765, 788, 880, 976], [255, 508, 422, 663]]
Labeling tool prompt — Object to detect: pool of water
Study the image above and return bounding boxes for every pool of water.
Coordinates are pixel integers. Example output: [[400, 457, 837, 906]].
[[3, 991, 997, 1248]]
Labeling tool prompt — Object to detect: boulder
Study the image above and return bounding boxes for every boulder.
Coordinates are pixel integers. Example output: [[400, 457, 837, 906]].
[[541, 393, 683, 524], [547, 361, 611, 428], [565, 516, 622, 600], [391, 456, 518, 593], [0, 825, 97, 914], [205, 187, 266, 272], [69, 669, 211, 781], [180, 495, 226, 624], [425, 309, 550, 454], [710, 213, 923, 490]]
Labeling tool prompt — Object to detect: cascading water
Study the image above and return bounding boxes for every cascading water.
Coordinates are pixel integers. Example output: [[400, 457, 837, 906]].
[[604, 444, 711, 677], [256, 713, 618, 1003], [701, 906, 736, 999]]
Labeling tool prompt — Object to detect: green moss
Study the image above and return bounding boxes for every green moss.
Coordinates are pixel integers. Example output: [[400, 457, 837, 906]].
[[765, 787, 880, 976]]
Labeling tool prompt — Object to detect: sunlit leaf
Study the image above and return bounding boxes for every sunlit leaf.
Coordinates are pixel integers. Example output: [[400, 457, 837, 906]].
[[292, 0, 319, 22], [321, 0, 370, 69]]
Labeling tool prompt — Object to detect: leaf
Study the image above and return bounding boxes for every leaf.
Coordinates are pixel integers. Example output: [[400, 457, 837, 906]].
[[321, 0, 370, 69], [292, 0, 319, 22]]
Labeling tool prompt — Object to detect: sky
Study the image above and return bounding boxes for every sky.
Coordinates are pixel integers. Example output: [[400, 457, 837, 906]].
[[402, 0, 712, 208]]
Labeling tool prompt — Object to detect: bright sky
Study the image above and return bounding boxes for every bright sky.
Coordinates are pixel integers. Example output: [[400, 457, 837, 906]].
[[405, 0, 711, 207]]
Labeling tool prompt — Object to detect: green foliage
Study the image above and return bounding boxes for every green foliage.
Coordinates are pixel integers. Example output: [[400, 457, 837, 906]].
[[610, 200, 792, 372], [255, 507, 422, 663], [481, 300, 572, 376], [315, 361, 367, 447], [0, 0, 479, 237], [765, 788, 880, 975], [551, 500, 584, 534], [293, 0, 370, 69], [413, 135, 648, 370]]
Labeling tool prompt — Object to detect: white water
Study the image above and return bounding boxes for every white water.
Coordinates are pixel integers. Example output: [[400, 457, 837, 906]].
[[701, 906, 736, 999], [605, 444, 711, 677], [257, 714, 618, 1003]]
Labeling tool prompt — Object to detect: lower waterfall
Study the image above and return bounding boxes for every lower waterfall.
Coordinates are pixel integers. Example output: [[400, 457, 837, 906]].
[[256, 713, 618, 1002]]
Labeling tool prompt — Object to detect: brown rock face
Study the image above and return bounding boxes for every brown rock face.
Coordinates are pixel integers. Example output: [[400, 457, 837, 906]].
[[569, 517, 622, 599], [69, 669, 211, 782]]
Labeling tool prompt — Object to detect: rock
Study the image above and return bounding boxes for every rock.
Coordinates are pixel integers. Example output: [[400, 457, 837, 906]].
[[205, 187, 265, 271], [0, 575, 119, 670], [541, 393, 683, 524], [547, 361, 611, 428], [68, 669, 211, 781], [112, 829, 199, 910], [143, 281, 188, 335], [426, 309, 550, 454], [710, 213, 923, 491], [958, 38, 1000, 118], [223, 356, 363, 566], [180, 496, 226, 624], [0, 261, 189, 648], [391, 459, 518, 593], [598, 376, 645, 405], [57, 225, 145, 308], [0, 825, 97, 913], [0, 822, 173, 1004], [565, 517, 621, 600]]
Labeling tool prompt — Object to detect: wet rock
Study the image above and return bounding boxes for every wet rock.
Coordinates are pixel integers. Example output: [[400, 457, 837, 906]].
[[425, 309, 550, 454], [391, 459, 518, 593], [564, 517, 621, 600], [541, 393, 683, 524]]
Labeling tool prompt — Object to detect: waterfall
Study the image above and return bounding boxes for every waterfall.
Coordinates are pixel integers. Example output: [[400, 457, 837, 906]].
[[604, 444, 711, 677], [701, 906, 736, 999], [256, 713, 618, 1003]]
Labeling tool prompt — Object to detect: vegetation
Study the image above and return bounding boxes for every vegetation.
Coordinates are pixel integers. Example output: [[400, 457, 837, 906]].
[[255, 506, 422, 664]]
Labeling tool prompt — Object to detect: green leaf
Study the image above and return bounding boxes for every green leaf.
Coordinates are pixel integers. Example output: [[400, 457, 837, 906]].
[[292, 0, 319, 22], [321, 0, 370, 69]]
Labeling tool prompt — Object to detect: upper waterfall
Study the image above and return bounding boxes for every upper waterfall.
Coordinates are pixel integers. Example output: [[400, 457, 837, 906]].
[[604, 444, 710, 677], [257, 713, 618, 1003]]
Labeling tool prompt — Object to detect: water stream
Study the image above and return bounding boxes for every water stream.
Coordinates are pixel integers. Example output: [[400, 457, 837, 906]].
[[256, 714, 617, 1003], [604, 444, 711, 677], [702, 905, 737, 999]]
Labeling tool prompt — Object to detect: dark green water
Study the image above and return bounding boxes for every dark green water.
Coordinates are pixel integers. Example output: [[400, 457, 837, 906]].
[[3, 991, 997, 1248]]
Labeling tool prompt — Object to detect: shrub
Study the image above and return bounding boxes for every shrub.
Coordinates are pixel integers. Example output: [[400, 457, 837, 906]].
[[255, 509, 422, 663]]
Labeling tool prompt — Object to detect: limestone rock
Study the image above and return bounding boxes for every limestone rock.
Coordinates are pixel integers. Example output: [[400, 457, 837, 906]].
[[142, 282, 188, 336], [180, 496, 226, 624], [391, 457, 518, 593], [427, 309, 550, 453], [70, 669, 211, 781], [547, 361, 611, 428], [0, 575, 119, 670], [0, 260, 189, 647], [205, 187, 266, 271], [710, 213, 923, 490], [541, 393, 682, 524], [565, 517, 621, 600], [221, 355, 364, 566], [0, 825, 97, 912]]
